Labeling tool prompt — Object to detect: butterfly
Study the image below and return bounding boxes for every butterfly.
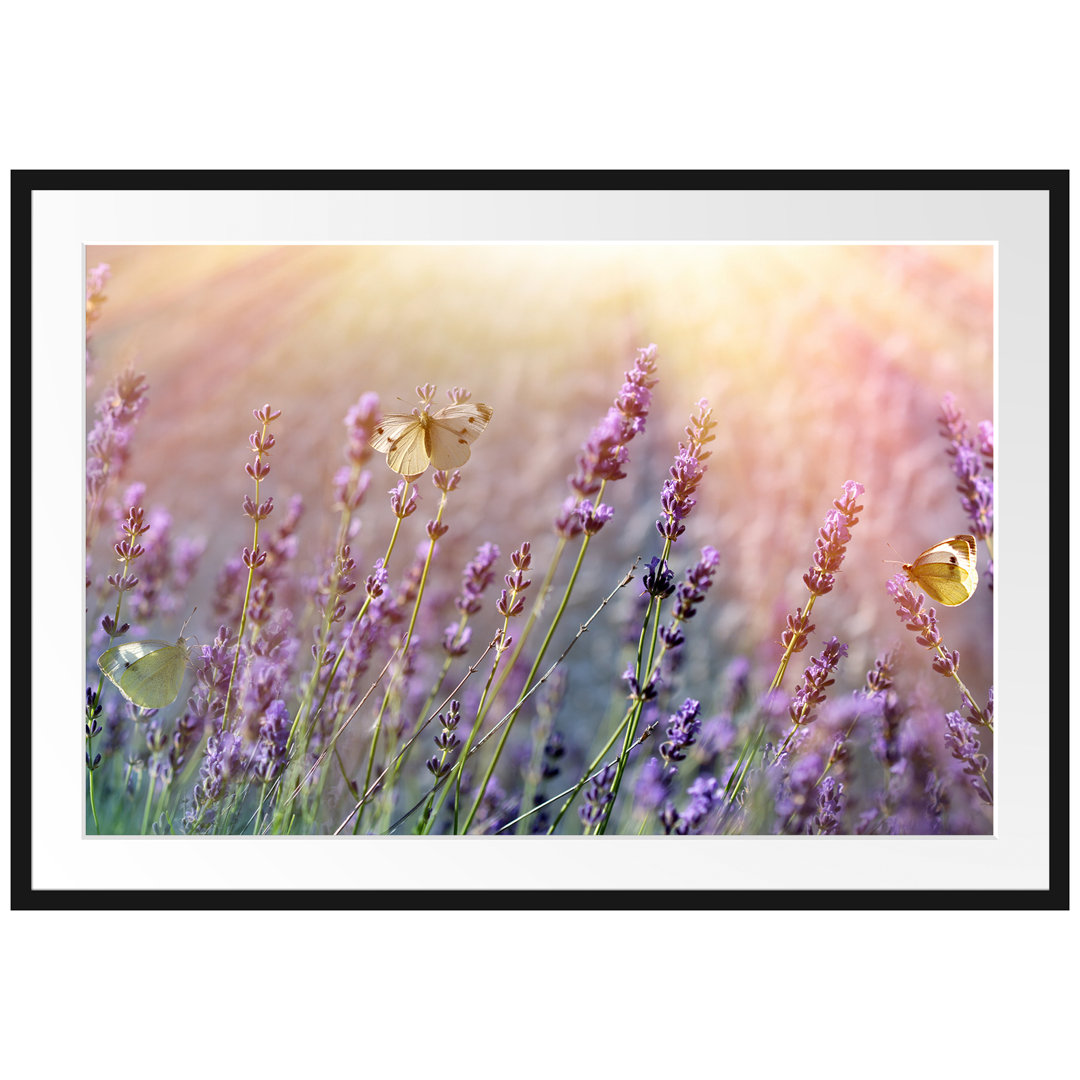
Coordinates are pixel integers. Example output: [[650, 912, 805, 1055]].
[[97, 614, 199, 709], [902, 534, 979, 606], [370, 400, 493, 479]]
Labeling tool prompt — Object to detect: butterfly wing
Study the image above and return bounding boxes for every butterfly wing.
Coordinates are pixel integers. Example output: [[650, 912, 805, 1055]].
[[370, 413, 431, 477], [370, 413, 419, 455], [386, 421, 431, 477], [98, 639, 188, 708], [427, 403, 493, 470]]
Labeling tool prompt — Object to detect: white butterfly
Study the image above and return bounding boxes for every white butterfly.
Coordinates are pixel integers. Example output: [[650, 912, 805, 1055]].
[[902, 534, 979, 606], [370, 400, 493, 479], [97, 613, 199, 709]]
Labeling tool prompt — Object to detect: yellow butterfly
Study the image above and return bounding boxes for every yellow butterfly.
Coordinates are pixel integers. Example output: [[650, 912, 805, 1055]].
[[97, 614, 199, 709], [370, 400, 493, 479], [902, 534, 979, 606]]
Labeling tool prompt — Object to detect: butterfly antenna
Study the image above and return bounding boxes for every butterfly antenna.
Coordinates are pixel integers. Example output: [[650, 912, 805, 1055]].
[[882, 541, 902, 565]]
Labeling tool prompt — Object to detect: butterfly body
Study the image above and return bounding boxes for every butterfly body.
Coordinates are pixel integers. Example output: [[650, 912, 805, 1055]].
[[97, 624, 197, 709], [370, 401, 493, 479], [902, 534, 979, 606]]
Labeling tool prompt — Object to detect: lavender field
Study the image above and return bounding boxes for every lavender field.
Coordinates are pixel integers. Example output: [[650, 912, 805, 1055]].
[[84, 244, 994, 836]]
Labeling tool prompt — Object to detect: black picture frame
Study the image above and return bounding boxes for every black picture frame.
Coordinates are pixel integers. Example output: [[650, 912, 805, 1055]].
[[11, 169, 1067, 911]]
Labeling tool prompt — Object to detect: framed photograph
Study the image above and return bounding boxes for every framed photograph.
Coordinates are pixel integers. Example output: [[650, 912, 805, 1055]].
[[13, 170, 1065, 909]]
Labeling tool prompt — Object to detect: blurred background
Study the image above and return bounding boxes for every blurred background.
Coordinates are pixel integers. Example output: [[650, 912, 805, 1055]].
[[85, 243, 994, 726]]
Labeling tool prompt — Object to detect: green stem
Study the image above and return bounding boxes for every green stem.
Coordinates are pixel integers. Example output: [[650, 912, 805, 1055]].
[[771, 593, 818, 693], [268, 647, 406, 835], [253, 783, 267, 836], [450, 635, 508, 833], [546, 710, 633, 834], [461, 532, 594, 834], [513, 687, 558, 835], [480, 537, 568, 725], [222, 413, 279, 733], [378, 566, 637, 836], [594, 605, 658, 835], [724, 591, 821, 814], [140, 772, 156, 835], [269, 510, 406, 837], [593, 535, 672, 835], [85, 712, 101, 834], [354, 490, 447, 832], [934, 643, 991, 730], [88, 528, 139, 834], [288, 512, 404, 753]]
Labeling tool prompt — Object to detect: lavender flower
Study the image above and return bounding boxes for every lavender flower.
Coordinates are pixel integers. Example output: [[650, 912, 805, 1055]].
[[939, 394, 994, 541], [659, 697, 703, 764], [622, 662, 659, 703], [814, 776, 845, 834], [86, 367, 149, 544], [774, 751, 825, 834], [978, 420, 993, 468], [366, 558, 388, 600], [887, 567, 988, 728], [86, 262, 111, 329], [554, 496, 614, 540], [581, 502, 614, 536], [252, 699, 291, 783], [344, 394, 380, 459], [330, 392, 382, 518], [671, 545, 719, 619], [659, 545, 720, 648], [432, 469, 462, 497], [180, 626, 236, 739], [572, 409, 629, 493], [635, 756, 677, 812], [238, 612, 297, 743], [953, 445, 994, 538], [943, 711, 993, 805], [566, 344, 659, 501], [789, 637, 849, 729], [656, 399, 715, 541], [122, 506, 205, 626], [389, 479, 419, 520], [314, 545, 357, 628], [185, 728, 245, 831], [84, 686, 105, 774], [697, 658, 749, 764], [542, 730, 566, 780], [867, 688, 902, 771], [641, 556, 676, 599], [455, 542, 500, 615], [803, 481, 864, 597], [865, 647, 898, 695], [773, 481, 864, 680], [698, 712, 737, 760], [925, 772, 950, 834], [442, 623, 472, 657], [103, 504, 149, 605], [427, 700, 462, 780], [886, 574, 943, 649], [664, 776, 724, 834], [169, 710, 202, 781], [85, 262, 111, 386], [497, 542, 532, 622], [579, 763, 617, 828], [326, 580, 398, 723], [554, 497, 585, 540]]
